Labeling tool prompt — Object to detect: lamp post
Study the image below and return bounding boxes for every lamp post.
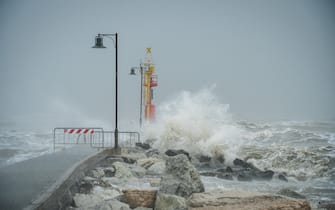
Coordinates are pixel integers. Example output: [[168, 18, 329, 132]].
[[130, 64, 144, 128], [92, 33, 119, 149]]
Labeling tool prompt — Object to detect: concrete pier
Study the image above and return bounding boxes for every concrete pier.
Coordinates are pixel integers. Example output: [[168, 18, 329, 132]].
[[0, 146, 101, 210]]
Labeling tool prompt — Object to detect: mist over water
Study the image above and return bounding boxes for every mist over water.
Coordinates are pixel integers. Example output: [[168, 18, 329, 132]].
[[142, 87, 335, 206], [0, 87, 334, 207], [144, 86, 242, 163], [143, 87, 335, 176]]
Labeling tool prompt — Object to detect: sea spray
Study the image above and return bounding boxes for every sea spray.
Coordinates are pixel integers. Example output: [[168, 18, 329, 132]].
[[141, 88, 335, 205], [143, 87, 248, 164], [143, 87, 335, 179]]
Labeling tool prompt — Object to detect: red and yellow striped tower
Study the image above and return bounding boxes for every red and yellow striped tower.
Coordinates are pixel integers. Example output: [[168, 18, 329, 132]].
[[143, 48, 158, 122]]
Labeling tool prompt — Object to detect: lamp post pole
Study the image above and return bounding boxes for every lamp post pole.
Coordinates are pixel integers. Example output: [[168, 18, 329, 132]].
[[114, 33, 118, 149], [139, 65, 143, 127], [130, 64, 144, 128], [92, 33, 119, 149]]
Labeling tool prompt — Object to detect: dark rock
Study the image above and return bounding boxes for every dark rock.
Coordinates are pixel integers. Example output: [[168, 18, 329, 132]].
[[233, 158, 259, 171], [237, 173, 253, 181], [217, 173, 233, 180], [103, 166, 116, 177], [319, 202, 335, 210], [135, 142, 151, 150], [208, 155, 226, 168], [79, 181, 93, 194], [278, 189, 306, 199], [165, 149, 191, 161], [216, 168, 226, 173], [200, 172, 217, 177], [278, 173, 288, 182], [122, 156, 136, 164], [88, 167, 105, 179], [195, 162, 212, 170], [233, 159, 275, 181], [146, 149, 160, 157], [145, 138, 157, 145], [198, 155, 211, 162], [216, 167, 233, 173], [254, 170, 274, 180], [215, 155, 225, 164]]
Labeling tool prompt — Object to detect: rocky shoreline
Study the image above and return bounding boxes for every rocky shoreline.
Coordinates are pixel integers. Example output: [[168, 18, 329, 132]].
[[60, 143, 316, 210]]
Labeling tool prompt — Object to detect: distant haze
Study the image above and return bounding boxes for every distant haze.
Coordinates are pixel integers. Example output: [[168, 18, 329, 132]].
[[1, 0, 334, 129]]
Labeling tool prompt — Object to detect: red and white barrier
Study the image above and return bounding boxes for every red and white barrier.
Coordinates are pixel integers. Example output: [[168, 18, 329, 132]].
[[64, 128, 95, 134]]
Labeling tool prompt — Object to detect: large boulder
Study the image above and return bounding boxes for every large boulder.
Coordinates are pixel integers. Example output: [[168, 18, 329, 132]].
[[112, 162, 133, 179], [135, 142, 151, 150], [122, 189, 157, 209], [147, 161, 166, 175], [278, 189, 306, 199], [79, 180, 94, 194], [73, 185, 127, 209], [160, 154, 204, 197], [165, 149, 191, 161], [73, 193, 104, 209], [233, 158, 274, 181], [88, 167, 105, 179], [128, 164, 147, 178], [121, 156, 136, 164], [120, 153, 147, 163], [91, 186, 122, 200], [104, 167, 116, 177], [137, 157, 163, 169], [155, 192, 187, 210], [109, 199, 131, 210], [187, 191, 311, 210], [146, 149, 160, 157]]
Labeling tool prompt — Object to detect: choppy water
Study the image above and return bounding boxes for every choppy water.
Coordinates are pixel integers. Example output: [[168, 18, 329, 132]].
[[199, 120, 335, 209], [143, 88, 335, 209], [0, 124, 53, 168], [0, 88, 334, 209]]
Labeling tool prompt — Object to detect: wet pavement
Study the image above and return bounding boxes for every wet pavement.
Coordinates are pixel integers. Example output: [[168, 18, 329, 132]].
[[0, 145, 99, 210]]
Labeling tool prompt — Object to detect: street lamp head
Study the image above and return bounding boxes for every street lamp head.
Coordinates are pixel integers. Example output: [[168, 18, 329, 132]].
[[130, 68, 136, 75], [92, 34, 106, 48]]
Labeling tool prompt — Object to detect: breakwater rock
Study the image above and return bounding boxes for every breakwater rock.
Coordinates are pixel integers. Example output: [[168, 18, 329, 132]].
[[187, 191, 311, 210], [44, 147, 311, 210], [159, 154, 205, 197], [198, 157, 288, 182]]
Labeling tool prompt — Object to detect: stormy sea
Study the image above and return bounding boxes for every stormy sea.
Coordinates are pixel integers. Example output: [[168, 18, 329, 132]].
[[143, 88, 335, 209], [0, 88, 334, 209]]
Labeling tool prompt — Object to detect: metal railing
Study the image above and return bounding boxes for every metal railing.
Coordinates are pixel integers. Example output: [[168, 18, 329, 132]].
[[53, 127, 104, 151], [53, 127, 140, 150], [91, 131, 140, 148]]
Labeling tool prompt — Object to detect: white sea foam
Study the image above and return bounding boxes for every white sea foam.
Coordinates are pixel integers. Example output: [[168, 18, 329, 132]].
[[0, 130, 53, 167], [143, 87, 248, 164], [143, 87, 335, 178]]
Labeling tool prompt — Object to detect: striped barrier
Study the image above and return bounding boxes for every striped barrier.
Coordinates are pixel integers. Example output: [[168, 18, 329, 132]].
[[53, 127, 104, 151], [53, 128, 141, 150], [63, 128, 95, 134]]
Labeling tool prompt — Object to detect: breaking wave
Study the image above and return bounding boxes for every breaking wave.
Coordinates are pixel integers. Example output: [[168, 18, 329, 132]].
[[143, 87, 247, 163], [0, 130, 53, 168], [143, 87, 335, 180]]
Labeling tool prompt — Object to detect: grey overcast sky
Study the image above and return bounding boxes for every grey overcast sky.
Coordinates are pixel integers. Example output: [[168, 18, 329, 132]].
[[0, 0, 334, 129]]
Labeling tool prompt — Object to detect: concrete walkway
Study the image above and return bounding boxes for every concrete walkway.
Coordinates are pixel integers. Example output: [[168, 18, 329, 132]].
[[0, 146, 100, 210]]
